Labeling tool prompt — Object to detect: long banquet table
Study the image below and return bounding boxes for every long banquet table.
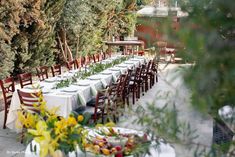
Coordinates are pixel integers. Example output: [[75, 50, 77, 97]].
[[6, 55, 146, 132]]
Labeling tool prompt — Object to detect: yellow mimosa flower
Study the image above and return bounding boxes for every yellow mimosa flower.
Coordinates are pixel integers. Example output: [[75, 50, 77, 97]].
[[28, 121, 48, 136], [77, 115, 84, 122], [67, 116, 77, 126]]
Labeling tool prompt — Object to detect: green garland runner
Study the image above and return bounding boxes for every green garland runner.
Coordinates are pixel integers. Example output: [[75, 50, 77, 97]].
[[54, 56, 130, 89]]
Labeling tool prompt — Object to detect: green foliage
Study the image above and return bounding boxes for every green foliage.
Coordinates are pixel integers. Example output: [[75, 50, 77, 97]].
[[0, 0, 65, 78], [0, 0, 20, 79], [12, 0, 65, 74], [176, 0, 235, 116], [0, 0, 137, 78], [59, 0, 137, 57], [0, 41, 15, 79]]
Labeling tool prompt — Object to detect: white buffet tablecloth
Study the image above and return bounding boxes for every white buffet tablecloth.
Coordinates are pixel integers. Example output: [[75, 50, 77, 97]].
[[25, 127, 175, 157], [6, 55, 145, 132]]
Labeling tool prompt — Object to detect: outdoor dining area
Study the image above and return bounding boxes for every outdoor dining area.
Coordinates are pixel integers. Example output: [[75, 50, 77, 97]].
[[3, 53, 157, 130], [1, 51, 174, 157], [0, 0, 234, 157]]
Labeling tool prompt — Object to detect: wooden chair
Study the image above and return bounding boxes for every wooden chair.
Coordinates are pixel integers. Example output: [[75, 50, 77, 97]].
[[86, 55, 92, 65], [84, 90, 108, 124], [75, 58, 81, 69], [129, 67, 141, 104], [81, 56, 86, 67], [18, 73, 33, 88], [92, 53, 101, 63], [51, 64, 62, 77], [17, 89, 41, 142], [141, 60, 152, 92], [96, 53, 101, 62], [136, 65, 146, 98], [36, 66, 49, 81], [17, 89, 41, 113], [138, 51, 145, 56], [0, 77, 15, 129], [122, 69, 133, 106], [110, 74, 127, 103], [149, 60, 158, 85], [66, 60, 77, 70]]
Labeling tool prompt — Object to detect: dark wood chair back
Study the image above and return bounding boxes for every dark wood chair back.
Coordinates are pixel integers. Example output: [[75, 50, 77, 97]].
[[93, 90, 108, 123], [51, 64, 62, 77], [36, 66, 49, 81], [81, 56, 86, 67], [75, 58, 81, 69], [18, 73, 32, 88], [96, 53, 101, 62], [17, 89, 41, 113], [86, 55, 92, 65], [0, 77, 15, 128], [66, 60, 76, 70], [92, 54, 96, 63]]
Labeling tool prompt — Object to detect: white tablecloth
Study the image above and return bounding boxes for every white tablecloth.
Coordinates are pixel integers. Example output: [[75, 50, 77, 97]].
[[25, 127, 175, 157], [6, 56, 145, 132]]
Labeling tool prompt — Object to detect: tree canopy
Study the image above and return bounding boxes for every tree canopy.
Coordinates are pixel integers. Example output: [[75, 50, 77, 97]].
[[0, 0, 138, 79]]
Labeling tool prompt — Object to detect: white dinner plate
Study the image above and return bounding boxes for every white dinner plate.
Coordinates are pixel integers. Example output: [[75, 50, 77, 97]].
[[100, 72, 112, 75], [87, 75, 101, 80], [24, 84, 44, 89], [116, 65, 127, 68], [42, 88, 51, 94], [61, 87, 78, 92], [75, 81, 91, 86], [109, 68, 120, 71], [44, 78, 57, 83], [124, 61, 135, 64]]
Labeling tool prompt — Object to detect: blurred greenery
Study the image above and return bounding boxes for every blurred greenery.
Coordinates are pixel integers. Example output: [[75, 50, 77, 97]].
[[132, 0, 235, 156], [176, 0, 235, 117]]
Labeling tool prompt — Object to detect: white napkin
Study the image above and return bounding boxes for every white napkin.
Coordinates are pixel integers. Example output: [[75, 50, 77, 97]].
[[77, 91, 86, 106], [112, 74, 117, 82], [100, 79, 108, 88], [90, 84, 97, 96]]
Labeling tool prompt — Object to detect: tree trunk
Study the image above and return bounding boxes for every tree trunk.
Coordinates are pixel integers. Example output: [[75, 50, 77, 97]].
[[75, 37, 79, 58], [65, 40, 73, 61], [57, 33, 67, 62]]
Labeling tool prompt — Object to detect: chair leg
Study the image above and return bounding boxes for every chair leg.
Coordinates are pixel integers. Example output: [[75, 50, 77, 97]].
[[132, 90, 135, 104], [137, 85, 140, 99], [142, 84, 144, 96], [145, 80, 148, 92], [156, 73, 158, 82], [126, 97, 129, 106], [101, 110, 106, 124], [152, 75, 155, 85], [3, 110, 7, 129]]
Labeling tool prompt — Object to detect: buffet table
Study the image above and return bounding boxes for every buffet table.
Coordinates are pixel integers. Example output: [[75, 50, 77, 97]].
[[104, 40, 145, 55], [6, 55, 145, 132], [25, 127, 176, 157]]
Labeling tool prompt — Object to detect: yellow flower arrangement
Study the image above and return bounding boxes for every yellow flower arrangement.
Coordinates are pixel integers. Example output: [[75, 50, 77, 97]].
[[16, 91, 89, 157]]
